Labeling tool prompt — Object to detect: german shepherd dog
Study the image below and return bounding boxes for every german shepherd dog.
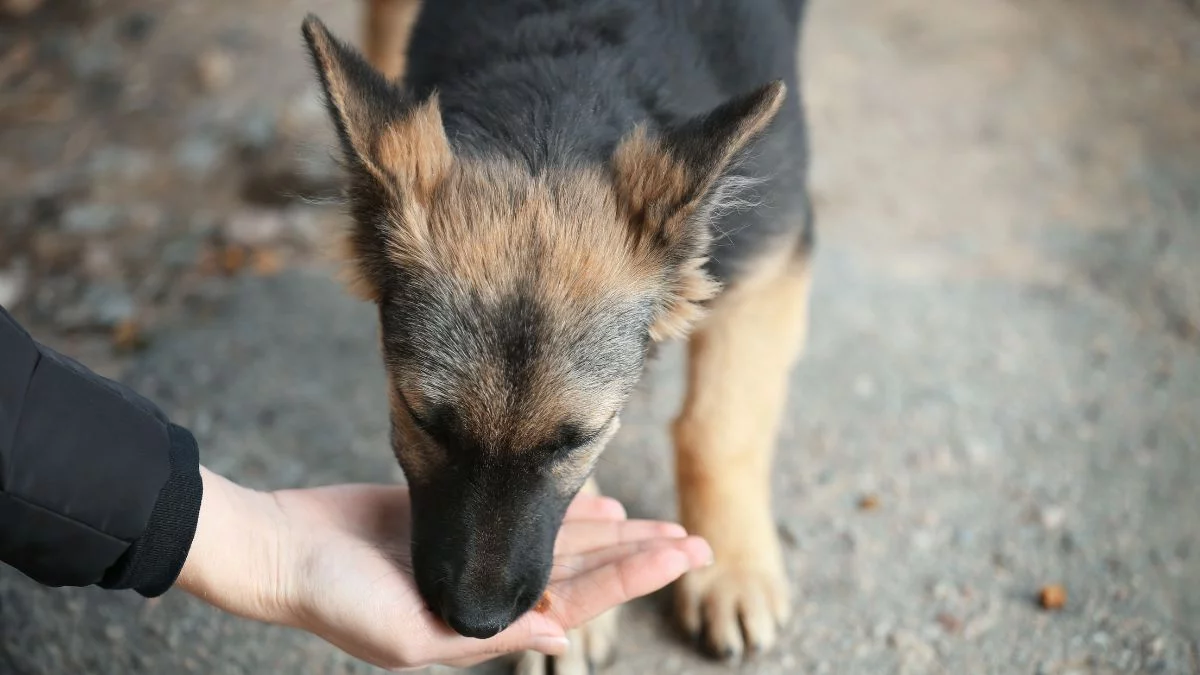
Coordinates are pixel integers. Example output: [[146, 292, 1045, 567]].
[[302, 0, 813, 670]]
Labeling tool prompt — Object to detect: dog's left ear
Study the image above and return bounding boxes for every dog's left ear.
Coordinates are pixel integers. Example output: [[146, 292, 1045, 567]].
[[301, 14, 450, 199], [612, 81, 786, 341]]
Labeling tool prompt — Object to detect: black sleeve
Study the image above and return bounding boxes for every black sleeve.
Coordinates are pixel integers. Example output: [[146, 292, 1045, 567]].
[[0, 305, 203, 597]]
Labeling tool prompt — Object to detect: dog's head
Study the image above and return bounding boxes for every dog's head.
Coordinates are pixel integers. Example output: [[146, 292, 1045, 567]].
[[301, 15, 784, 638]]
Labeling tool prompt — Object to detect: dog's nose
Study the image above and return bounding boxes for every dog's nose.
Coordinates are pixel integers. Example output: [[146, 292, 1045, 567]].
[[437, 582, 527, 639], [440, 605, 504, 639]]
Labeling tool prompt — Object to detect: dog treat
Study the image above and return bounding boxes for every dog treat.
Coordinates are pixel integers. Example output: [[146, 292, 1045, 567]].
[[1038, 584, 1066, 610], [858, 494, 880, 511], [535, 593, 552, 613]]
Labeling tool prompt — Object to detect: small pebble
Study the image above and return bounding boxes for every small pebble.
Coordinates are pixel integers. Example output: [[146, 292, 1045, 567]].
[[58, 282, 134, 329], [224, 209, 285, 246], [162, 234, 207, 268], [1039, 505, 1066, 530], [236, 110, 278, 153], [83, 244, 119, 278], [174, 136, 223, 176], [853, 374, 876, 398], [777, 521, 800, 549], [61, 204, 119, 234], [118, 11, 157, 43], [69, 41, 121, 81], [0, 261, 29, 306], [195, 49, 233, 91]]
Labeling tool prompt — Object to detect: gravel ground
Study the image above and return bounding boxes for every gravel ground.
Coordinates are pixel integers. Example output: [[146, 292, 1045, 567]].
[[2, 0, 1199, 673]]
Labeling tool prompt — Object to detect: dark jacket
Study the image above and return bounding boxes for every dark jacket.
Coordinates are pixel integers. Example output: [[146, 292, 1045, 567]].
[[0, 305, 202, 597]]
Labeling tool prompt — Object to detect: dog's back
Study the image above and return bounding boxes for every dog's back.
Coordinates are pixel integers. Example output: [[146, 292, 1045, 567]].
[[404, 0, 812, 282]]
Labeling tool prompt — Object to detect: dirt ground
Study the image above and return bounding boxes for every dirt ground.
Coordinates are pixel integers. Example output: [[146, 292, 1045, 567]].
[[2, 0, 1199, 673]]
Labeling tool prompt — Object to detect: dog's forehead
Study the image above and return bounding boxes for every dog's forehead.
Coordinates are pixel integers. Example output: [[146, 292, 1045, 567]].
[[386, 277, 646, 389], [371, 160, 659, 451], [380, 276, 646, 450]]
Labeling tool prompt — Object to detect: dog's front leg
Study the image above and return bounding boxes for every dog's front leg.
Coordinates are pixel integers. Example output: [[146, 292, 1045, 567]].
[[673, 254, 811, 661]]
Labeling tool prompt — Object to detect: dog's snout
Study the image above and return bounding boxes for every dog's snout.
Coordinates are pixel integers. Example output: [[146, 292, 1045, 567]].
[[407, 472, 566, 640], [430, 570, 532, 639]]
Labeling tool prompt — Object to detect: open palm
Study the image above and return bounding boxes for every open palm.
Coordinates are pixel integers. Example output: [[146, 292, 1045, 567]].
[[270, 483, 711, 671]]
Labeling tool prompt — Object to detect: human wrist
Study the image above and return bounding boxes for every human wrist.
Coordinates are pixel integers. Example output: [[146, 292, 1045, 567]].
[[176, 466, 294, 625]]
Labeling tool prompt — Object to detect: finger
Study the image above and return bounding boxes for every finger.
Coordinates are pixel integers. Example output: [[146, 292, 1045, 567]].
[[563, 495, 627, 521], [554, 519, 687, 556], [543, 536, 713, 628], [551, 536, 694, 582]]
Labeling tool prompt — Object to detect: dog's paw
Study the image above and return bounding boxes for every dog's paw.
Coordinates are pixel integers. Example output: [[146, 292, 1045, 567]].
[[513, 608, 618, 675], [676, 561, 791, 661]]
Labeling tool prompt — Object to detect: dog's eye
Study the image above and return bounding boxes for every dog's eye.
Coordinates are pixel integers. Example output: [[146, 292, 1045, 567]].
[[549, 413, 617, 457], [397, 392, 432, 429]]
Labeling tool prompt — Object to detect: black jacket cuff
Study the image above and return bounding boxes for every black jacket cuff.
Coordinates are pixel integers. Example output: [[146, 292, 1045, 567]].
[[99, 424, 204, 597]]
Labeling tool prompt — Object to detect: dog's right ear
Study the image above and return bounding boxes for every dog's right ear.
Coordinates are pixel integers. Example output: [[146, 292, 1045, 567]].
[[302, 15, 451, 196], [302, 15, 452, 300]]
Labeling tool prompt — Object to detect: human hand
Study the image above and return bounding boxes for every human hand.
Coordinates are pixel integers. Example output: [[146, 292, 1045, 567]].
[[177, 468, 712, 671]]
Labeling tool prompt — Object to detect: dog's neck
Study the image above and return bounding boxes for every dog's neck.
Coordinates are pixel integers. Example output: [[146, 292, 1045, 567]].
[[427, 72, 659, 175], [402, 5, 683, 174]]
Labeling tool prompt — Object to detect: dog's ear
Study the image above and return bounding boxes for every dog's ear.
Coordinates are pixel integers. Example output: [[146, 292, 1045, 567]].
[[612, 81, 786, 341], [302, 15, 451, 300], [302, 15, 451, 197]]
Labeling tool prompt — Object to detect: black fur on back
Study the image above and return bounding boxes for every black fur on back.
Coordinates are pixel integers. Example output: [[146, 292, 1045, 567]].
[[402, 0, 813, 284]]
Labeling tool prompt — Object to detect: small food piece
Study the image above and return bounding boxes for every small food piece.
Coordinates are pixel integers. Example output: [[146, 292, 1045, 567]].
[[935, 612, 961, 634], [1038, 584, 1067, 610], [221, 245, 248, 274], [196, 49, 233, 91], [112, 319, 147, 352], [534, 593, 552, 614], [858, 494, 880, 511], [251, 248, 282, 276]]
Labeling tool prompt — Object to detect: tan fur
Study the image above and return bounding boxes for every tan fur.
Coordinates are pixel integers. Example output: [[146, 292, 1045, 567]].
[[378, 162, 644, 454], [363, 0, 422, 81], [673, 241, 811, 658], [386, 382, 440, 482], [333, 229, 380, 301], [607, 83, 788, 343], [375, 97, 452, 199]]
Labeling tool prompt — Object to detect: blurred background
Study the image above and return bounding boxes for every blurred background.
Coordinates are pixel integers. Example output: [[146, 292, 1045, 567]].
[[1, 0, 1198, 673]]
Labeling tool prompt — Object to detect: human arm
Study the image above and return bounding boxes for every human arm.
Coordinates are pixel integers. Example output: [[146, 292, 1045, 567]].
[[0, 304, 202, 597]]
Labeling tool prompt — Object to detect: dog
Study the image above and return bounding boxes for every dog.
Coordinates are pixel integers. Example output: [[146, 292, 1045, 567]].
[[302, 0, 813, 671]]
